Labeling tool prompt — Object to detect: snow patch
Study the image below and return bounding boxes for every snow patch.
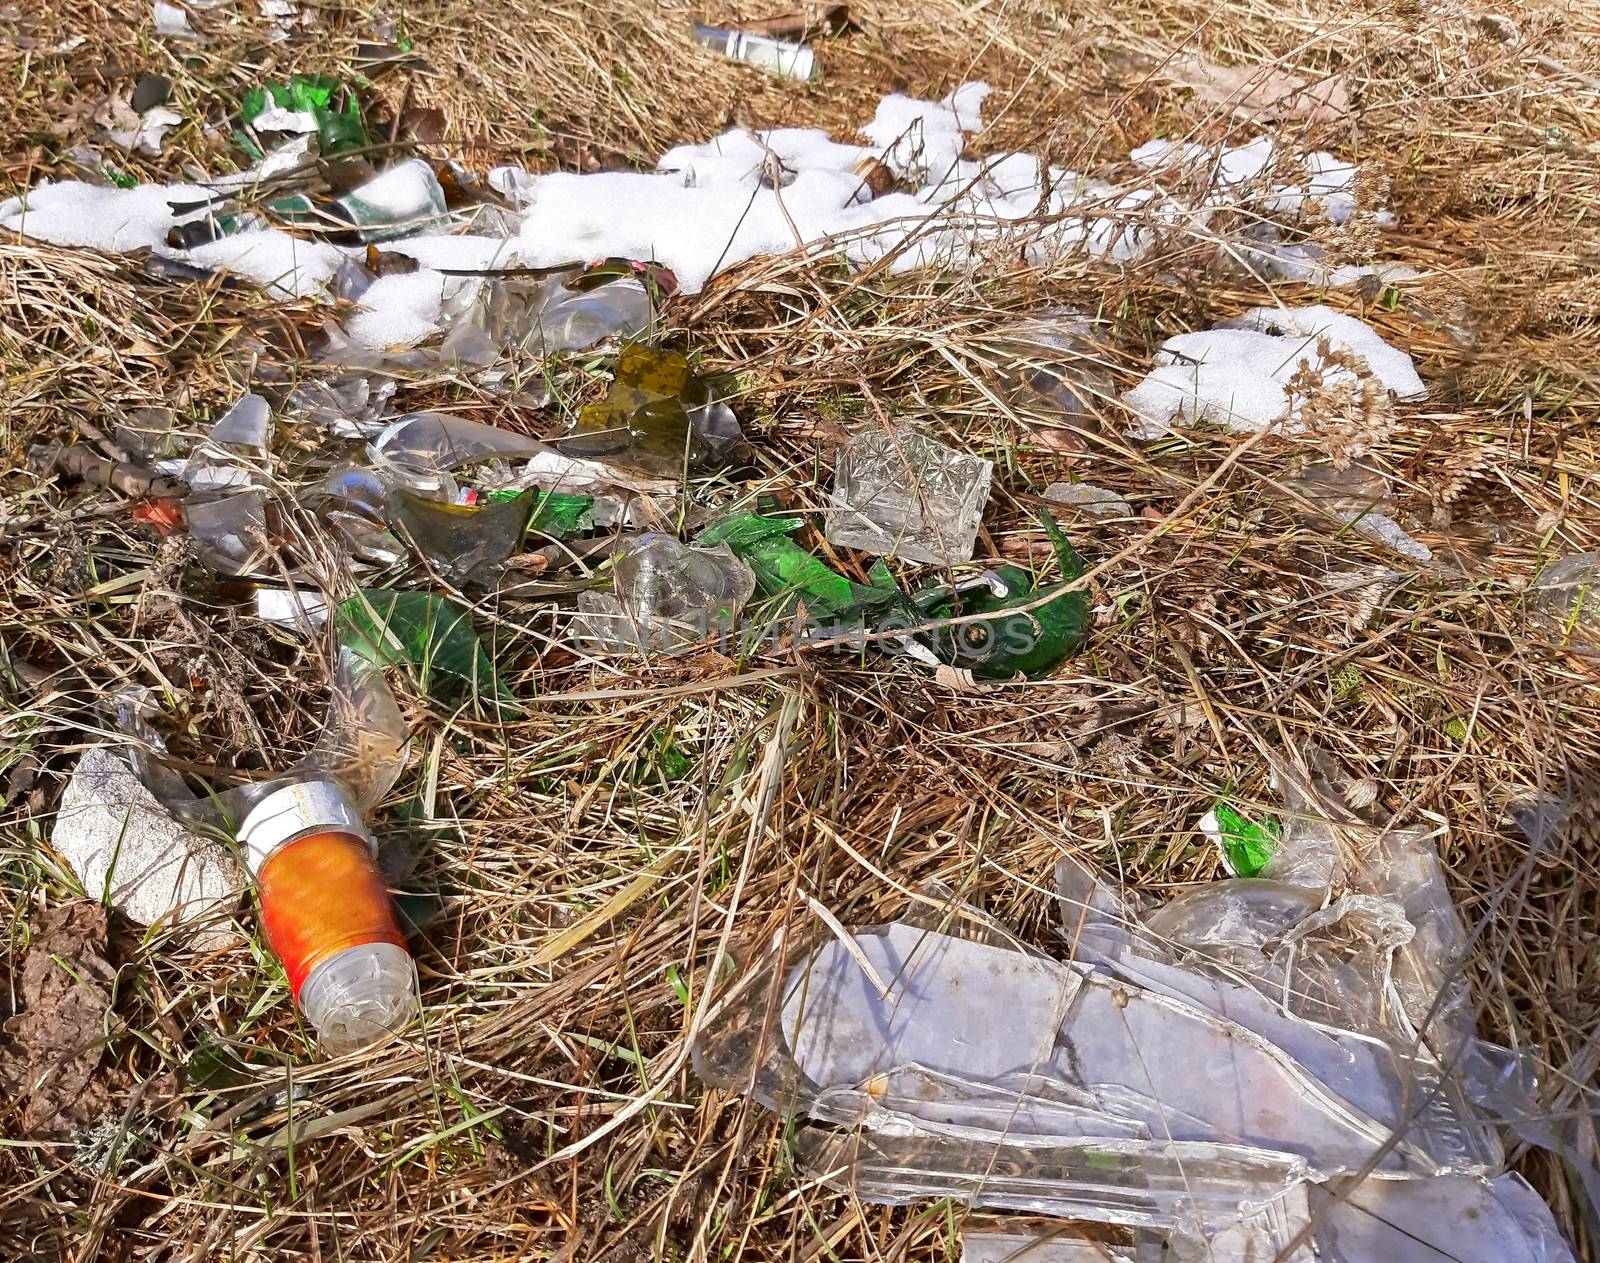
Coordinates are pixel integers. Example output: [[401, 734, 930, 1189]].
[[1124, 304, 1426, 437]]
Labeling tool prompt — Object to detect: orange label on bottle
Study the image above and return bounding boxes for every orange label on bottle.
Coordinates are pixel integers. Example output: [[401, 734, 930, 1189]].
[[256, 831, 407, 997]]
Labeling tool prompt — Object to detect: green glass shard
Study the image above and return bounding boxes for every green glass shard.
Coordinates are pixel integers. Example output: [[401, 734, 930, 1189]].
[[239, 76, 368, 155], [633, 728, 693, 784], [315, 107, 368, 156], [696, 513, 872, 620], [238, 86, 271, 127], [336, 589, 515, 710], [1210, 802, 1281, 877], [483, 488, 594, 537], [263, 192, 320, 224], [282, 76, 337, 113]]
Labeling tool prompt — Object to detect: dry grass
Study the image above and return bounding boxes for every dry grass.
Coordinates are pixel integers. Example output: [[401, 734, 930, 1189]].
[[3, 0, 1600, 1259]]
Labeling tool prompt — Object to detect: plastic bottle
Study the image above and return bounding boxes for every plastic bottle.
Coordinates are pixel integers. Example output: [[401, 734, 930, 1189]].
[[691, 20, 816, 80], [240, 777, 416, 1055], [121, 647, 420, 1055]]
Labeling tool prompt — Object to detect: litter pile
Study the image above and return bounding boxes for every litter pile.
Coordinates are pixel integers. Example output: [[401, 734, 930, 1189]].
[[5, 12, 1597, 1261], [10, 17, 1519, 1082], [692, 749, 1592, 1261]]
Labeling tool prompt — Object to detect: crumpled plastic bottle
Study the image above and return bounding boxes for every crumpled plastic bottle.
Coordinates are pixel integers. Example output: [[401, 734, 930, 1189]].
[[120, 648, 420, 1055]]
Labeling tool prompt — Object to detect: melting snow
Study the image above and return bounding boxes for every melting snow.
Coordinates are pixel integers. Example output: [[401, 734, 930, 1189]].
[[1123, 304, 1427, 438], [1, 84, 1412, 348]]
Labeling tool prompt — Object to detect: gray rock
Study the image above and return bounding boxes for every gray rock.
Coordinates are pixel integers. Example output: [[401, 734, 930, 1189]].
[[1042, 481, 1133, 520], [52, 746, 244, 948]]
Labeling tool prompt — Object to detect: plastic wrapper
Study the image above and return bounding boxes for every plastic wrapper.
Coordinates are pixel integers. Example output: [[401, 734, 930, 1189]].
[[576, 533, 755, 654], [1259, 747, 1348, 892], [1346, 819, 1476, 1058], [826, 426, 993, 565], [693, 910, 1437, 1231]]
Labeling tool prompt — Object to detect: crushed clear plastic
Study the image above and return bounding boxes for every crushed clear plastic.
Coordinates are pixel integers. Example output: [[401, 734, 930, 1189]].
[[1534, 551, 1600, 638], [985, 308, 1114, 428], [692, 744, 1578, 1257]]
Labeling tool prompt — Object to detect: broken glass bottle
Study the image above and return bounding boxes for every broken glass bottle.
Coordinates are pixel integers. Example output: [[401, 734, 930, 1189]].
[[576, 534, 755, 654], [333, 158, 449, 243], [184, 393, 272, 493], [558, 343, 743, 478], [907, 511, 1090, 678], [386, 486, 538, 582]]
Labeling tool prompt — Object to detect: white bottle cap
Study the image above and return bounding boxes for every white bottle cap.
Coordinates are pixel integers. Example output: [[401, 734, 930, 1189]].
[[237, 780, 373, 874]]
